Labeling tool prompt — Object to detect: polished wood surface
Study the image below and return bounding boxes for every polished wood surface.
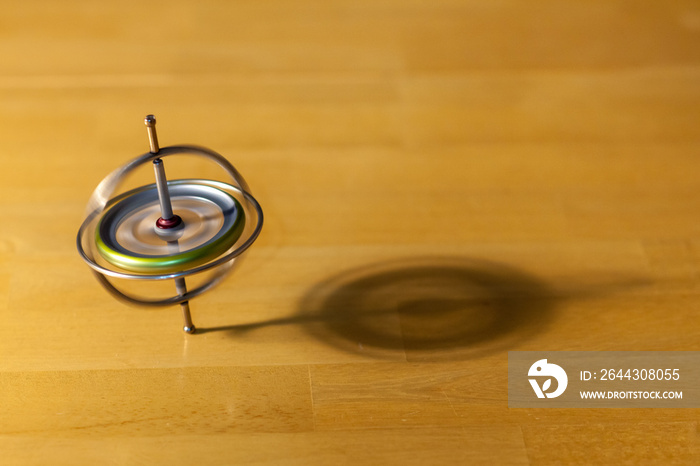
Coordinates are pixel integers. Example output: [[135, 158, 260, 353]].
[[1, 1, 699, 464]]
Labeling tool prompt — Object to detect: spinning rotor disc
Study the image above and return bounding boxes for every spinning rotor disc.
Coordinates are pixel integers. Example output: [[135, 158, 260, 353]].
[[96, 182, 246, 273]]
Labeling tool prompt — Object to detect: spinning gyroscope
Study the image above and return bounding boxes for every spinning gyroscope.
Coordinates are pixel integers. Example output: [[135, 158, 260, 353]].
[[77, 115, 263, 333]]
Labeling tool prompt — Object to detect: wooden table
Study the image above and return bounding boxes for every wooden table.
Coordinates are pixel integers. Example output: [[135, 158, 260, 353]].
[[1, 1, 699, 464]]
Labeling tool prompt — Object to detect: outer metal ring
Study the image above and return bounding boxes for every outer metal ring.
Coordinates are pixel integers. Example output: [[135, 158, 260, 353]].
[[96, 183, 246, 273]]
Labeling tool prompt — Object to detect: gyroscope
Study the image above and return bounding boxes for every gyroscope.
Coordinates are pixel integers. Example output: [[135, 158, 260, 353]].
[[77, 115, 263, 333]]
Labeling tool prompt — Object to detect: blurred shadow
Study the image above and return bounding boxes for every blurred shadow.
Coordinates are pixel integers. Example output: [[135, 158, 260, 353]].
[[199, 256, 648, 360], [294, 256, 558, 359], [198, 257, 544, 357]]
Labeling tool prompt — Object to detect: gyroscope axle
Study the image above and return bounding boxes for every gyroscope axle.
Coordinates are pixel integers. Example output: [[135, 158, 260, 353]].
[[146, 115, 195, 334]]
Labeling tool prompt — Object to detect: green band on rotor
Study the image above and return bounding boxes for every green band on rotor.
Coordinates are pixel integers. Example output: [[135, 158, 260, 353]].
[[95, 190, 246, 274]]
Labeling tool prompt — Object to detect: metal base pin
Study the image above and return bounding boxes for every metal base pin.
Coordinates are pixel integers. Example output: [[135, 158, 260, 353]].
[[176, 278, 196, 334]]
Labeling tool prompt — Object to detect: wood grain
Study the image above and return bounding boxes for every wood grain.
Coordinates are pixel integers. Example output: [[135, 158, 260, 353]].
[[1, 0, 699, 464]]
